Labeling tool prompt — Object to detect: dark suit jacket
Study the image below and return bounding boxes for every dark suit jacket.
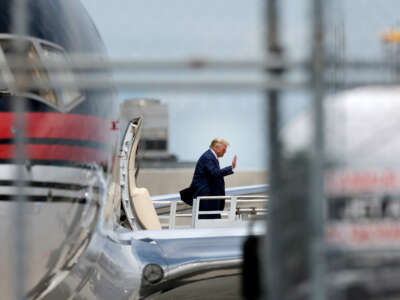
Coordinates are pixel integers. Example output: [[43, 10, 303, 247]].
[[191, 149, 233, 218]]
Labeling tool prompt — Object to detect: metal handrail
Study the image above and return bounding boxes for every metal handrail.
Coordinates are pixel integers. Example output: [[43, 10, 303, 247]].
[[192, 195, 267, 228], [153, 185, 268, 229], [152, 184, 269, 204], [156, 194, 267, 229]]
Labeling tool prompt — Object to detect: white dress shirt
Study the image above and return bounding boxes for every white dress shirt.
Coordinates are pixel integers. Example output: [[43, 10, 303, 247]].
[[210, 148, 218, 161]]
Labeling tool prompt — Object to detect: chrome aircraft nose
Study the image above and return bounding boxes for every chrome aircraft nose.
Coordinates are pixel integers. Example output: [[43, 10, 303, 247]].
[[0, 165, 100, 299]]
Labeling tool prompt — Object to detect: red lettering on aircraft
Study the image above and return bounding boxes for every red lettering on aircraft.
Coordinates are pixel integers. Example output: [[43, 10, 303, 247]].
[[326, 170, 398, 194], [327, 222, 400, 246]]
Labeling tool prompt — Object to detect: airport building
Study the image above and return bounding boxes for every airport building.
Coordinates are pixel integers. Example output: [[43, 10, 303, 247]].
[[120, 98, 194, 168]]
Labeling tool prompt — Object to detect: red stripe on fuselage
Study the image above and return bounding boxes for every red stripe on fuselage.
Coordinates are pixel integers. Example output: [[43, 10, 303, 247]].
[[0, 112, 112, 144], [0, 144, 109, 164]]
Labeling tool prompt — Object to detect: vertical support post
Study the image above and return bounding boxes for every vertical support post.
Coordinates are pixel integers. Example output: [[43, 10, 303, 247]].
[[169, 201, 177, 229], [310, 0, 326, 299], [229, 196, 237, 222], [264, 0, 284, 299], [11, 0, 28, 298], [192, 197, 200, 228]]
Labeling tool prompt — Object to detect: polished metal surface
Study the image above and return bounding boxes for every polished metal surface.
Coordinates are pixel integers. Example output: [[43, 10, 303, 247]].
[[58, 221, 265, 300], [21, 212, 264, 299], [0, 201, 98, 299], [0, 165, 97, 199]]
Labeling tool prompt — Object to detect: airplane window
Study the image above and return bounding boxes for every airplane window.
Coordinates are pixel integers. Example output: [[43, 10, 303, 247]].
[[0, 39, 58, 105], [40, 44, 83, 107]]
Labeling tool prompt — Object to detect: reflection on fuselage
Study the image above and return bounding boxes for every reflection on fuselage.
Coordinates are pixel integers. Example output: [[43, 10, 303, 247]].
[[0, 1, 118, 298]]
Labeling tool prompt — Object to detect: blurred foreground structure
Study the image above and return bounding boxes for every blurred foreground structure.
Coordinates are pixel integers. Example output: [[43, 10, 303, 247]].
[[264, 1, 400, 300]]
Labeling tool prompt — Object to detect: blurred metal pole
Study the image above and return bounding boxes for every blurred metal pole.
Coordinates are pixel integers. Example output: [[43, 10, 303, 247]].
[[11, 0, 28, 299], [310, 0, 326, 299], [265, 0, 284, 299]]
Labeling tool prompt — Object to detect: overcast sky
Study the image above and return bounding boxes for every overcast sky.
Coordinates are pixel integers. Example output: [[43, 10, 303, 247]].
[[79, 1, 400, 169], [79, 0, 272, 169], [80, 1, 400, 61], [80, 0, 265, 59]]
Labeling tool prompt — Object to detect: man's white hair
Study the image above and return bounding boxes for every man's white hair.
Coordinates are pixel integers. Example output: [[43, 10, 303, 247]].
[[210, 138, 229, 149]]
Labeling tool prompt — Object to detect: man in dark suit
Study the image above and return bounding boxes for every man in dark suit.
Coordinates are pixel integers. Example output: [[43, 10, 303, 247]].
[[191, 138, 237, 219]]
